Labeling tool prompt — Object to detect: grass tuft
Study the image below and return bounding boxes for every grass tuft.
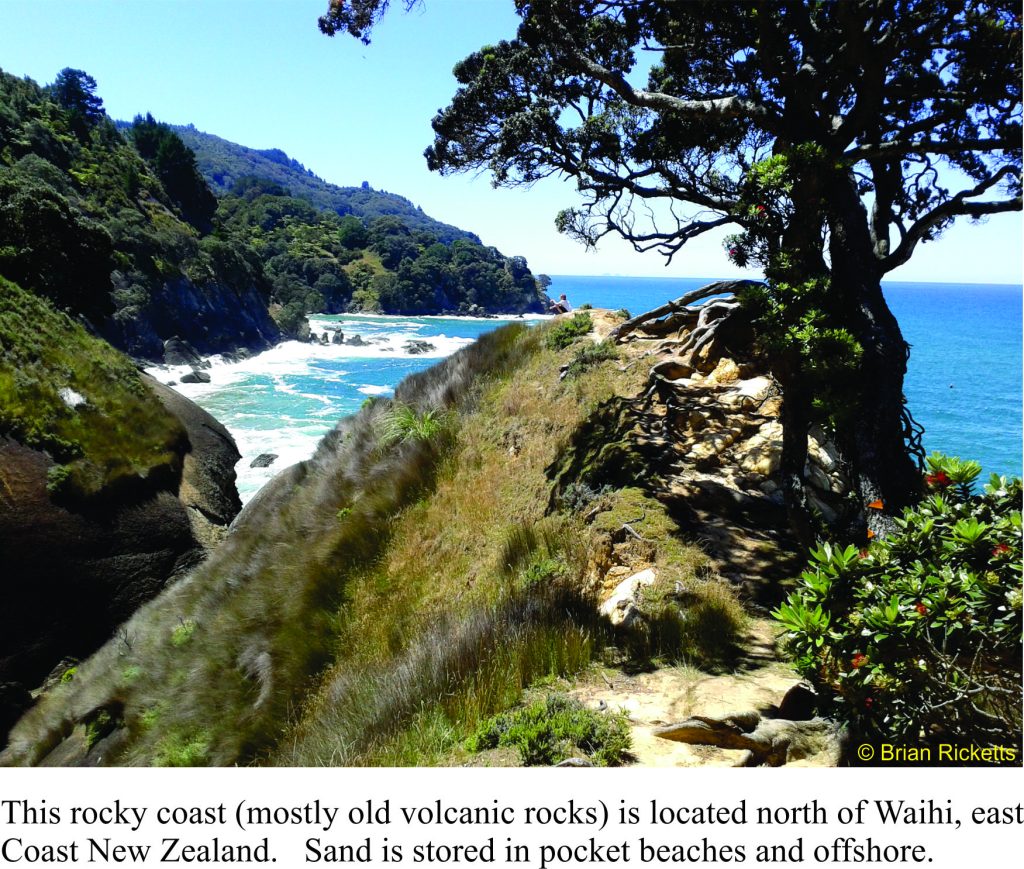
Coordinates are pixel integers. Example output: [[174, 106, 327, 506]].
[[466, 693, 631, 766]]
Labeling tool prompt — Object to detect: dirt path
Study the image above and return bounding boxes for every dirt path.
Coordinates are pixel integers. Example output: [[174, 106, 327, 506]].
[[570, 621, 822, 767], [574, 312, 838, 767]]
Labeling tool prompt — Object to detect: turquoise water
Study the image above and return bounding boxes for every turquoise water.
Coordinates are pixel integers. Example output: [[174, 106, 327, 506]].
[[148, 313, 542, 501], [550, 275, 1023, 481], [150, 280, 1021, 502]]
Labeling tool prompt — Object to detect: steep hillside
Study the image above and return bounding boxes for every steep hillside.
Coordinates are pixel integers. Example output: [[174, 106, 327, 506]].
[[2, 308, 832, 768], [0, 68, 280, 360], [173, 126, 478, 245]]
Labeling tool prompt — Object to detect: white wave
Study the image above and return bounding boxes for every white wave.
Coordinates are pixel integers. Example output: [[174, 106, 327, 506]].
[[146, 314, 529, 504], [230, 426, 331, 503], [310, 311, 551, 324]]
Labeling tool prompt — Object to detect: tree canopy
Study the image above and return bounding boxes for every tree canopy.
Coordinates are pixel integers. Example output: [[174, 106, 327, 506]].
[[321, 0, 1022, 539]]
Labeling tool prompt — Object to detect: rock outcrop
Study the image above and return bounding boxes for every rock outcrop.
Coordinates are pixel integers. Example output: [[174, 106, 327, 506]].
[[115, 277, 281, 362], [0, 377, 242, 735]]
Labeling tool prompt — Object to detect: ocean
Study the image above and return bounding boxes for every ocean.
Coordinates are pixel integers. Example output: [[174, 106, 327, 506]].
[[149, 278, 1022, 503]]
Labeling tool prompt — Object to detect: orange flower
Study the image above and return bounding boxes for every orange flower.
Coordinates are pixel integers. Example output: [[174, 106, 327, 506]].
[[867, 499, 884, 510], [852, 653, 868, 668]]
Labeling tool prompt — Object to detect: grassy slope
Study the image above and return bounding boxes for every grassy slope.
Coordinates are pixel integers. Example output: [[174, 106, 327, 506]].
[[3, 316, 745, 767], [0, 277, 184, 497]]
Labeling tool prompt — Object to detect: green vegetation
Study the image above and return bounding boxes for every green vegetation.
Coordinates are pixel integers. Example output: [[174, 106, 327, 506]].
[[216, 183, 547, 318], [0, 67, 276, 358], [375, 404, 451, 448], [5, 315, 744, 768], [0, 277, 185, 498], [129, 114, 217, 232], [775, 455, 1022, 751], [466, 694, 631, 766], [563, 340, 617, 380], [175, 125, 474, 244], [0, 66, 546, 357], [545, 312, 593, 350]]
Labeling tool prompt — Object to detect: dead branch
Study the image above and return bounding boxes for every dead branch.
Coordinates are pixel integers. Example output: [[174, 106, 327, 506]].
[[609, 279, 760, 341]]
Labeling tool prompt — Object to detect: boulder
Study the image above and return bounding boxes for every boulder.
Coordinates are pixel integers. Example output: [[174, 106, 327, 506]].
[[144, 375, 242, 534], [403, 340, 436, 355], [721, 376, 774, 411], [599, 568, 657, 627], [345, 334, 369, 347], [180, 369, 211, 385], [0, 437, 199, 690], [708, 356, 741, 384], [162, 337, 207, 369], [331, 331, 345, 345], [0, 378, 243, 694], [250, 453, 278, 469], [737, 421, 783, 476]]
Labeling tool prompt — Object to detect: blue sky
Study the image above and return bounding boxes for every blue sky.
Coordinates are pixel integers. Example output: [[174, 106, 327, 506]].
[[0, 0, 1020, 283]]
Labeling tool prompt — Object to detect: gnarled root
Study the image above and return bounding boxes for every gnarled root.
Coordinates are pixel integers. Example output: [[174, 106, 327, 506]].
[[654, 712, 843, 767], [609, 280, 759, 342]]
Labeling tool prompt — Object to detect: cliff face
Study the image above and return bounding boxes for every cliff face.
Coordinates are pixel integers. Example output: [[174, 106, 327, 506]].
[[113, 275, 281, 361]]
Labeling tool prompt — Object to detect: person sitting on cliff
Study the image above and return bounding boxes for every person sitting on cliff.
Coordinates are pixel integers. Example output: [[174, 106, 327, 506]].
[[549, 293, 573, 314]]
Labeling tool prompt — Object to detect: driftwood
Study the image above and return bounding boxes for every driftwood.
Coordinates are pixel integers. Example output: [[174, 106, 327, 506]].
[[609, 279, 761, 342], [654, 711, 842, 767]]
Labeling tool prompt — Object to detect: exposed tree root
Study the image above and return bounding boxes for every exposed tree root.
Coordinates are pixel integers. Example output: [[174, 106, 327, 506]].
[[609, 280, 760, 342], [654, 711, 842, 766]]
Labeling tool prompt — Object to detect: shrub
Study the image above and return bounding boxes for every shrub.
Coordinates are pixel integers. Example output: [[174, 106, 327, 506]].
[[545, 312, 592, 350], [774, 456, 1022, 751], [563, 340, 617, 379], [155, 729, 210, 767], [614, 308, 631, 320], [465, 694, 631, 766], [45, 463, 71, 495], [170, 619, 196, 647]]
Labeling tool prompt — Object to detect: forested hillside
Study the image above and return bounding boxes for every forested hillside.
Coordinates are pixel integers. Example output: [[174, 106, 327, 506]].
[[0, 68, 280, 359], [174, 125, 477, 244], [215, 177, 545, 329], [0, 67, 548, 360]]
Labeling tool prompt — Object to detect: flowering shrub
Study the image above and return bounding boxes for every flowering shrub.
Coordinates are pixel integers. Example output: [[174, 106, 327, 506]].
[[774, 455, 1022, 750]]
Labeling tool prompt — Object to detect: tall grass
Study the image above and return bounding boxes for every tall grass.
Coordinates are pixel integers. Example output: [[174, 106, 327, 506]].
[[2, 323, 544, 766], [277, 585, 605, 765]]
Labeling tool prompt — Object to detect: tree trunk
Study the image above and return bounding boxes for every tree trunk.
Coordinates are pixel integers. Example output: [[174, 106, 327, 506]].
[[778, 371, 816, 546], [827, 174, 922, 538]]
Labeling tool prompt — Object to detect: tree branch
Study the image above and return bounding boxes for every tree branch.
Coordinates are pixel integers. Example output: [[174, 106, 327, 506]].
[[880, 167, 1022, 273]]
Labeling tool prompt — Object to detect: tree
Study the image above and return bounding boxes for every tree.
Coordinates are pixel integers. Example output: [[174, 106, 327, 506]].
[[50, 68, 104, 140], [321, 0, 1022, 540], [130, 114, 218, 232]]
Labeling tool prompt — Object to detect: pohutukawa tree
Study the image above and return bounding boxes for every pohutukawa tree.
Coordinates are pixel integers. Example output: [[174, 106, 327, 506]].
[[321, 0, 1022, 539]]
